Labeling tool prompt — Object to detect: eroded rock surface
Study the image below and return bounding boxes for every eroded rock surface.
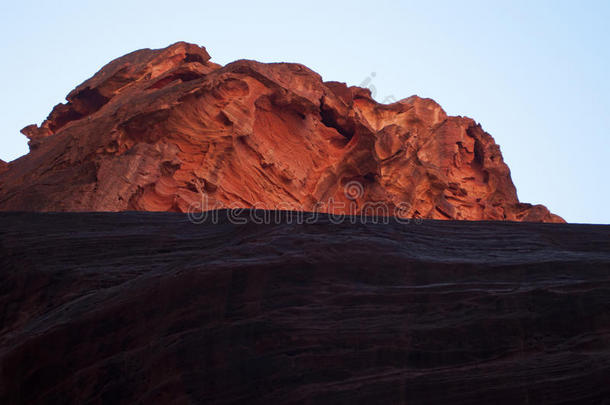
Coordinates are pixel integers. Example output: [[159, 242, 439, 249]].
[[0, 42, 562, 222], [1, 212, 608, 404]]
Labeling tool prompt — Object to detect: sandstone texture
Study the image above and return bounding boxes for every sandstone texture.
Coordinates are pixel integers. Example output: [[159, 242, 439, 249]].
[[1, 211, 608, 404], [0, 42, 562, 222]]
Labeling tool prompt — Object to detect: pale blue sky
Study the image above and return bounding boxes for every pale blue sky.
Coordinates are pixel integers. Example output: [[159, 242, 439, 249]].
[[1, 0, 608, 223]]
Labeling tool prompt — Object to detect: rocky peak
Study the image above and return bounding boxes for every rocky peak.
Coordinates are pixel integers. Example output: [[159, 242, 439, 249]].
[[0, 42, 563, 222]]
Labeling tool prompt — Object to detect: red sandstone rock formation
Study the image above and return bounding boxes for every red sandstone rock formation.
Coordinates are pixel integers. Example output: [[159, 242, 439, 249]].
[[0, 42, 563, 222], [0, 160, 7, 175]]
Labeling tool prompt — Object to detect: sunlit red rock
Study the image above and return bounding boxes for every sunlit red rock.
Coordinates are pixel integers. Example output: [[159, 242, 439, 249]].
[[0, 42, 563, 222]]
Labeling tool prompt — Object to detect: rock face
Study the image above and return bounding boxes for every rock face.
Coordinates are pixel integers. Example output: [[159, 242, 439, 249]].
[[1, 211, 608, 404], [0, 160, 6, 175], [0, 42, 562, 222]]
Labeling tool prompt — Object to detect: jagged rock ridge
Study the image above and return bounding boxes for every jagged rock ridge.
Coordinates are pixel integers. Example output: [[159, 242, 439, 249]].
[[0, 42, 562, 222]]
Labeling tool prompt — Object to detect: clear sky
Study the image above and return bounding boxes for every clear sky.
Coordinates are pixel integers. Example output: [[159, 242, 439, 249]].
[[1, 0, 608, 223]]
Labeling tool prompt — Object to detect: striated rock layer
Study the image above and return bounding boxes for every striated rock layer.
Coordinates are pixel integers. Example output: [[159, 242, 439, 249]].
[[0, 42, 562, 222], [1, 212, 608, 403]]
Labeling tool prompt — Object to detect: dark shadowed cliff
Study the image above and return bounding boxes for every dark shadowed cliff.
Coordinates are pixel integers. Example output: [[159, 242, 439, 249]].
[[1, 211, 608, 404]]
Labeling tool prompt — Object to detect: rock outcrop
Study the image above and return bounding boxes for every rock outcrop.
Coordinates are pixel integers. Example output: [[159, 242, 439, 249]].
[[0, 42, 562, 222], [1, 211, 608, 403], [0, 160, 7, 175]]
